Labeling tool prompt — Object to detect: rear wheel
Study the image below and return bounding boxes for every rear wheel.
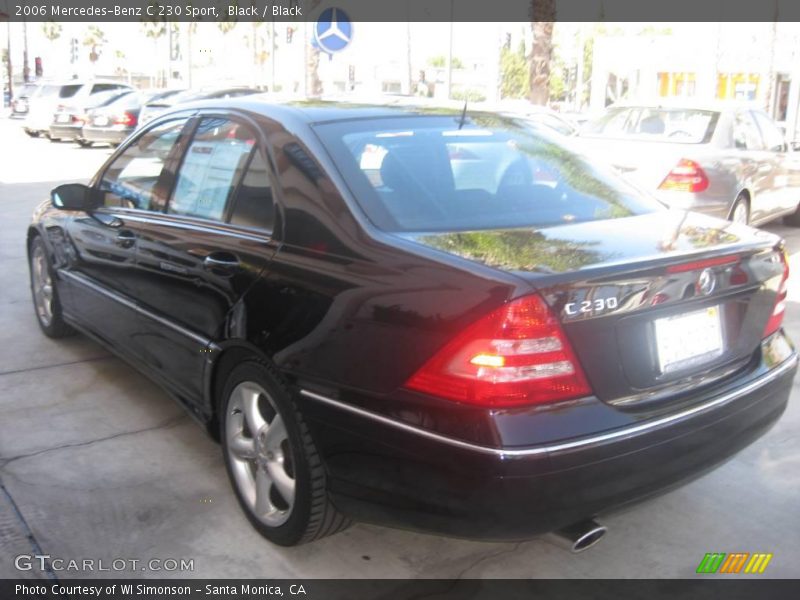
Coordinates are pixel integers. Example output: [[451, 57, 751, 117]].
[[29, 236, 74, 338], [730, 195, 749, 225], [220, 361, 350, 546], [76, 139, 93, 148], [24, 129, 40, 138], [783, 200, 800, 227]]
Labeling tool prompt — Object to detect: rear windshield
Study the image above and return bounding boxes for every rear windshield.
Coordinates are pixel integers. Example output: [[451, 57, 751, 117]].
[[582, 107, 719, 143], [314, 115, 662, 232]]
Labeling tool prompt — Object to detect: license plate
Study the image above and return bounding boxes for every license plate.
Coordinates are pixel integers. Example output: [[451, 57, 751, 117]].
[[654, 306, 723, 374], [56, 113, 70, 123], [93, 116, 109, 126]]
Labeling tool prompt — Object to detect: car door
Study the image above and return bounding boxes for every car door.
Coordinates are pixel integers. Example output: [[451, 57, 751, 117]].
[[128, 113, 280, 404], [751, 109, 799, 216], [731, 110, 775, 223], [62, 116, 192, 360]]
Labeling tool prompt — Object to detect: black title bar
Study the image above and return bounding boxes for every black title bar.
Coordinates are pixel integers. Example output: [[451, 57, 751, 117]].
[[2, 0, 800, 23]]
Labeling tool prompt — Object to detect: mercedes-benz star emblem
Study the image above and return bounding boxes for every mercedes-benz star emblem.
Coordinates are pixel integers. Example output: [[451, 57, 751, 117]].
[[697, 268, 717, 296]]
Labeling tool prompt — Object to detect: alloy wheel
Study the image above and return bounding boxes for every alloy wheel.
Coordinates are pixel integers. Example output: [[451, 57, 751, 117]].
[[31, 244, 54, 327], [225, 381, 295, 527], [732, 200, 748, 224]]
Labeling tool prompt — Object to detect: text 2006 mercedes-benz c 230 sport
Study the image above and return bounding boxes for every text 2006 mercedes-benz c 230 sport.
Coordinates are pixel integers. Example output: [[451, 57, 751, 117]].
[[27, 99, 797, 551]]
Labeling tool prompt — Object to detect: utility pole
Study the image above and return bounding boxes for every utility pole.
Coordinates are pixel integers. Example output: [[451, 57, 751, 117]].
[[445, 0, 454, 100], [575, 25, 584, 111], [22, 19, 29, 82], [5, 20, 13, 103]]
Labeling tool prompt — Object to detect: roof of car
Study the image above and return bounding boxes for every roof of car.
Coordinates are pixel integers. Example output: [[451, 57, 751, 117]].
[[174, 95, 474, 124], [604, 99, 762, 114]]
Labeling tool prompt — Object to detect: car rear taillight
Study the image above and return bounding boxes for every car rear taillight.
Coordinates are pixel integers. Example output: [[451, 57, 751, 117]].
[[658, 158, 709, 193], [764, 250, 790, 338], [405, 295, 592, 407], [71, 114, 84, 124], [114, 112, 137, 127]]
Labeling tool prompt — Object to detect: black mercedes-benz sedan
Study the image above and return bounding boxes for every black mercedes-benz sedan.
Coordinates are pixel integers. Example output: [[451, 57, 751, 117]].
[[27, 99, 796, 550]]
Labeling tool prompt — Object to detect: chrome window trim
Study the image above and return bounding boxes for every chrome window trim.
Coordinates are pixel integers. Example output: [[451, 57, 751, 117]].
[[59, 269, 217, 349], [300, 353, 797, 458]]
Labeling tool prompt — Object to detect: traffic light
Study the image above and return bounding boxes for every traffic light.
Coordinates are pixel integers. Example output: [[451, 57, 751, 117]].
[[70, 38, 79, 64], [34, 57, 42, 77], [286, 27, 294, 44]]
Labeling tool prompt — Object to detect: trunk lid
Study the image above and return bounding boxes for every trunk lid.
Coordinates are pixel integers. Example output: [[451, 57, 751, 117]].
[[400, 211, 786, 406]]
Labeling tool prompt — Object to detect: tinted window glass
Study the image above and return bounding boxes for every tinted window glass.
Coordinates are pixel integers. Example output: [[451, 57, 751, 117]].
[[168, 118, 255, 221], [59, 84, 82, 99], [100, 119, 188, 211], [315, 116, 662, 232], [91, 83, 122, 94], [229, 149, 274, 231], [752, 111, 785, 152]]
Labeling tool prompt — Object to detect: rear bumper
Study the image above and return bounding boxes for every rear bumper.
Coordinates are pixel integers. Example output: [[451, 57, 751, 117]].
[[301, 333, 796, 540], [49, 123, 81, 140], [82, 126, 132, 145]]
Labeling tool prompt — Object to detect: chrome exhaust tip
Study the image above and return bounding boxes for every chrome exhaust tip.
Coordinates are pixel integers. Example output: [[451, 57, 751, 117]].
[[551, 519, 607, 553]]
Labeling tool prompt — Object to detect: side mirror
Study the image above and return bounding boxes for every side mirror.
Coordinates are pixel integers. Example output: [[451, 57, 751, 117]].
[[51, 183, 98, 211]]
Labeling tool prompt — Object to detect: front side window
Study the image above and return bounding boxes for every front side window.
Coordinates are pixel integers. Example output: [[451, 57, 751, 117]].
[[168, 118, 256, 221], [315, 115, 663, 232], [99, 118, 189, 211]]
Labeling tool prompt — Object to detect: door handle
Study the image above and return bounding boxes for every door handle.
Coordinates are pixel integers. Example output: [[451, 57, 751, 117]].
[[115, 230, 136, 249], [203, 253, 240, 275]]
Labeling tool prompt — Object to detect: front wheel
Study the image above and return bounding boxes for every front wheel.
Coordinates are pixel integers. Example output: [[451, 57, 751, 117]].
[[29, 236, 74, 338], [220, 361, 350, 546]]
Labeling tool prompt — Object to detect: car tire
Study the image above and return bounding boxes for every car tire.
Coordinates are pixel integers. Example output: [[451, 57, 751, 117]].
[[220, 360, 350, 546], [76, 139, 93, 148], [729, 195, 749, 225], [783, 201, 800, 226], [49, 136, 61, 143], [24, 129, 40, 138], [29, 236, 75, 338]]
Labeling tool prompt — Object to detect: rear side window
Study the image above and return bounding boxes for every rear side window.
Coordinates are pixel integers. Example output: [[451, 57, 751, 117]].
[[733, 112, 764, 150], [168, 118, 255, 221], [315, 116, 662, 232], [58, 84, 82, 99], [229, 149, 274, 232], [100, 119, 189, 211], [91, 83, 123, 94], [751, 111, 786, 152]]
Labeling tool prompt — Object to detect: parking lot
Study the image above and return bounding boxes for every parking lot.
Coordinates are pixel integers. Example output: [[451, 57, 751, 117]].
[[1, 114, 799, 579]]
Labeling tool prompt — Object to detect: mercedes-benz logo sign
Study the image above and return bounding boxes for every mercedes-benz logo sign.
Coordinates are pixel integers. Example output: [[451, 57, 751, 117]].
[[697, 268, 717, 296]]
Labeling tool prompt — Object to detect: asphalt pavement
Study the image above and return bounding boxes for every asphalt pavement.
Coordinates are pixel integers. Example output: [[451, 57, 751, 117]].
[[1, 116, 799, 579]]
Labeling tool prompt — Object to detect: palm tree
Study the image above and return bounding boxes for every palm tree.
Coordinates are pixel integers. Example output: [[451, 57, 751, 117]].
[[83, 25, 106, 70], [528, 0, 556, 105], [141, 3, 167, 86], [41, 22, 62, 43]]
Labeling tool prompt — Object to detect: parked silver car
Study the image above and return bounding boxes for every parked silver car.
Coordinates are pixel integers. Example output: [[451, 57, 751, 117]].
[[576, 103, 800, 226]]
